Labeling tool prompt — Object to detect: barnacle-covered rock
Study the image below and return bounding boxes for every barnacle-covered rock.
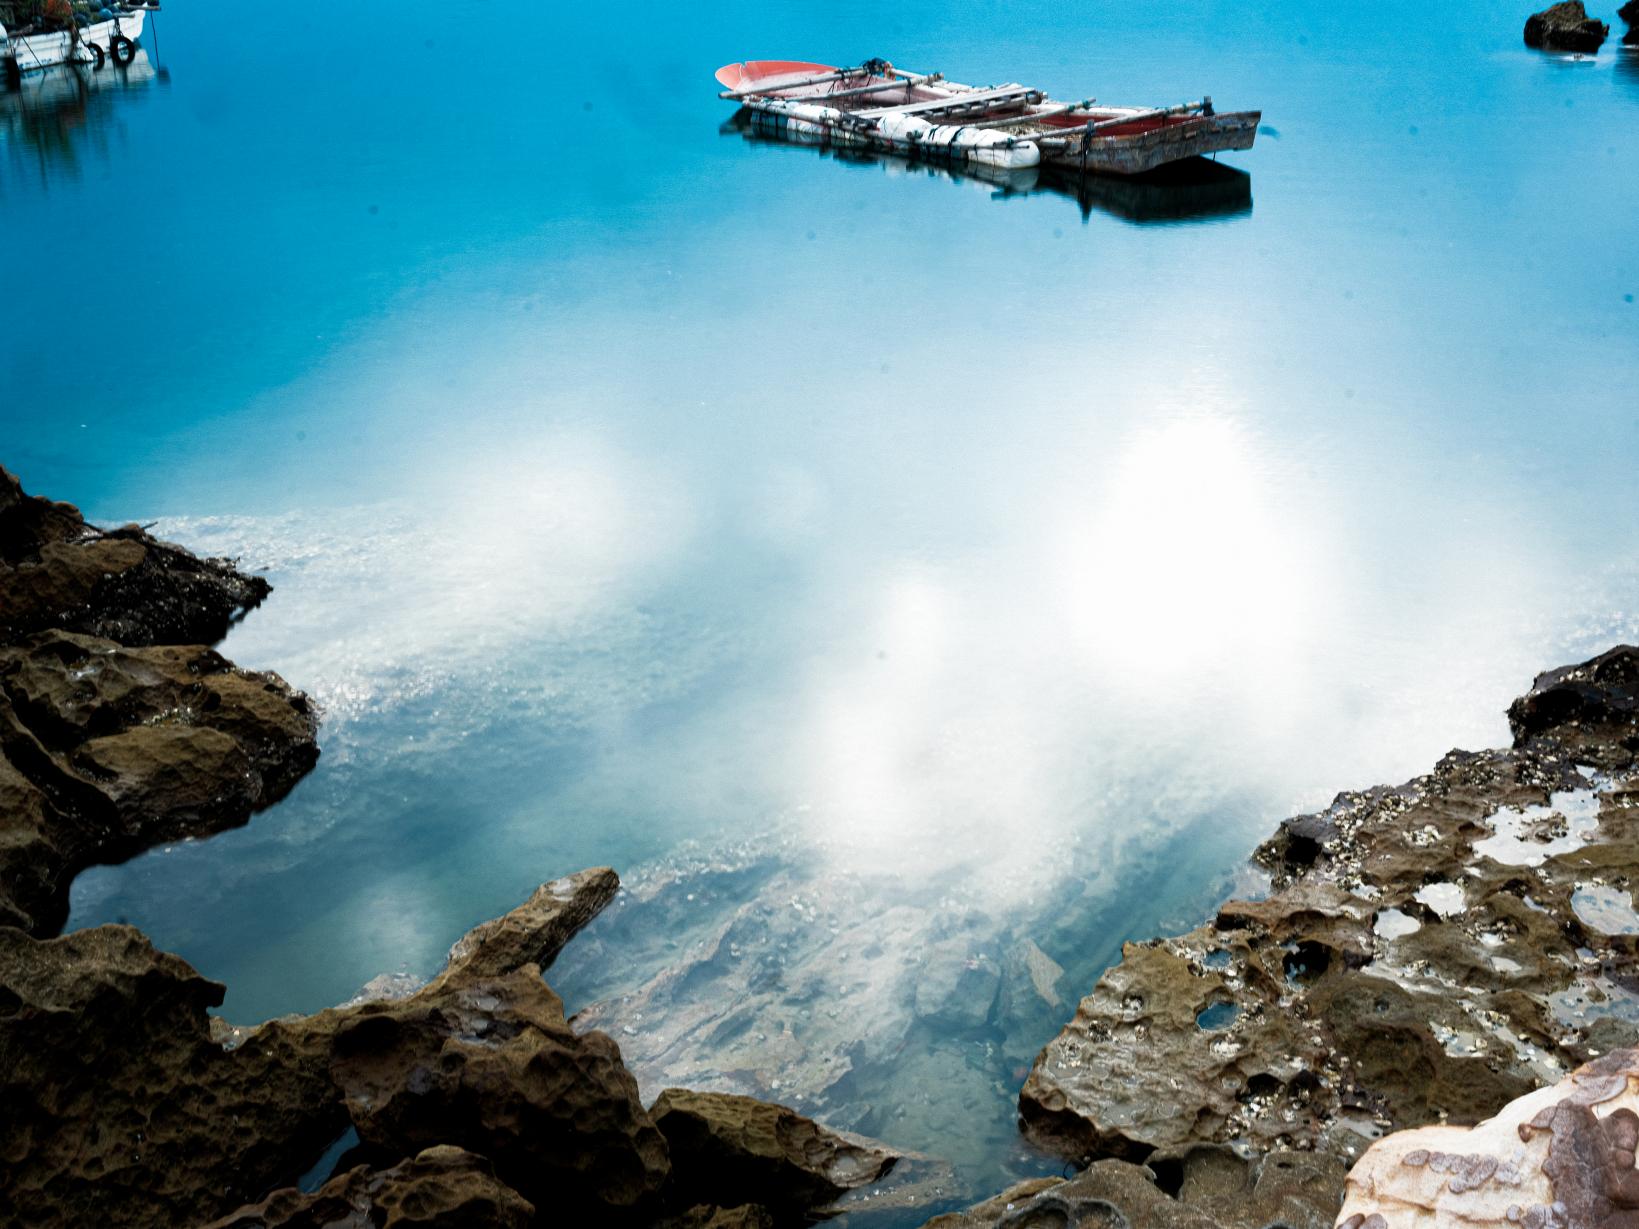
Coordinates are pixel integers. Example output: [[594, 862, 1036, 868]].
[[1017, 647, 1639, 1220]]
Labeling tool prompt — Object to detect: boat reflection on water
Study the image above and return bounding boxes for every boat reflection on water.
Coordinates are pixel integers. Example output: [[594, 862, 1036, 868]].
[[1, 50, 161, 185], [1617, 46, 1639, 95], [720, 106, 1252, 225]]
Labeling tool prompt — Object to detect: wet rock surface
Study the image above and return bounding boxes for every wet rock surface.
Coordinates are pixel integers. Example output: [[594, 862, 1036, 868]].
[[921, 1147, 1348, 1229], [1337, 1047, 1639, 1227], [1622, 0, 1638, 41], [1, 854, 915, 1228], [199, 1146, 535, 1228], [0, 629, 319, 935], [651, 1086, 901, 1215], [0, 464, 270, 647], [1015, 646, 1639, 1226], [0, 464, 317, 937], [1, 867, 661, 1227], [1523, 0, 1610, 50]]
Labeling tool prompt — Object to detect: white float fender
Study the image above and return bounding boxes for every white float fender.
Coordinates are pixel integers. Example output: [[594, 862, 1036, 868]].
[[875, 113, 1040, 169], [747, 98, 875, 147]]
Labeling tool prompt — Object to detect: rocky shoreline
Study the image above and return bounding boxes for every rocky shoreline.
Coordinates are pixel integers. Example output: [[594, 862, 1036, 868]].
[[3, 462, 1638, 1227]]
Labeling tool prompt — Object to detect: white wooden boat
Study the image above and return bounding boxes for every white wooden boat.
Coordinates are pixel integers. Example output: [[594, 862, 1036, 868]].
[[715, 58, 1260, 177], [2, 3, 153, 81]]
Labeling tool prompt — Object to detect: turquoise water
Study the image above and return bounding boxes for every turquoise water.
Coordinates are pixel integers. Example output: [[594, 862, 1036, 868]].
[[6, 0, 1639, 1208]]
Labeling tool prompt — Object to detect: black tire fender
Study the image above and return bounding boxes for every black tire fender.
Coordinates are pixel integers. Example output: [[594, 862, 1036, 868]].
[[109, 33, 135, 65]]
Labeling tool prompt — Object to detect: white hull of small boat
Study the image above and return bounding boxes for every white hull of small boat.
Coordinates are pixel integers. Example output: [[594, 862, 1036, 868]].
[[748, 97, 1040, 170], [716, 58, 1259, 178], [1, 9, 145, 74]]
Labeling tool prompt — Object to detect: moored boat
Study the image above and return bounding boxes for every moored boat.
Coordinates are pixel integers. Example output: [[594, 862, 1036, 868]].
[[2, 1, 155, 81], [715, 58, 1260, 177]]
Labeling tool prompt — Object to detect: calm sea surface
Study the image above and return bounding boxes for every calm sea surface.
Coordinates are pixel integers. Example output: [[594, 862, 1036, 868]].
[[5, 0, 1639, 1209]]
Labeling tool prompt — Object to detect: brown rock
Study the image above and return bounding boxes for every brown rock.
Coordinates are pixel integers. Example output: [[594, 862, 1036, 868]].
[[650, 1087, 900, 1215], [0, 869, 662, 1228], [0, 464, 271, 648], [1509, 643, 1639, 763], [442, 865, 620, 980], [200, 1146, 535, 1228], [0, 630, 319, 935], [331, 967, 670, 1220], [0, 924, 345, 1227], [919, 1148, 1347, 1228], [1523, 1, 1610, 52]]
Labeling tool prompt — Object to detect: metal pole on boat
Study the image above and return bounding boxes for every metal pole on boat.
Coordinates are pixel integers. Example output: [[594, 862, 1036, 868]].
[[1083, 98, 1210, 131], [963, 96, 1099, 129], [817, 71, 941, 101]]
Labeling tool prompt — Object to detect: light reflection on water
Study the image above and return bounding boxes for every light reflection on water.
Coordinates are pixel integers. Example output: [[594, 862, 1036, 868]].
[[7, 0, 1638, 1209]]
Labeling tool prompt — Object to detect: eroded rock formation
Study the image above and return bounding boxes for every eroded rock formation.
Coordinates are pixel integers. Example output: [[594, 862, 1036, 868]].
[[199, 1146, 535, 1229], [1014, 645, 1638, 1226], [920, 1147, 1348, 1229], [650, 1086, 900, 1215], [1523, 1, 1610, 51], [0, 465, 270, 647], [0, 466, 317, 936], [0, 867, 665, 1227], [1337, 1048, 1639, 1226]]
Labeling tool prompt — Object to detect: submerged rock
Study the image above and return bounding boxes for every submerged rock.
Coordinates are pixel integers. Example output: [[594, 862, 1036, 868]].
[[199, 1146, 535, 1228], [1016, 646, 1638, 1223], [0, 629, 319, 934], [1336, 1048, 1639, 1226], [650, 1087, 900, 1216], [0, 464, 270, 647], [1523, 0, 1610, 51]]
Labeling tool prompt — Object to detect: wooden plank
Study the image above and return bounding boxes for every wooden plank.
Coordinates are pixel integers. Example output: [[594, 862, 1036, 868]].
[[964, 96, 1099, 129]]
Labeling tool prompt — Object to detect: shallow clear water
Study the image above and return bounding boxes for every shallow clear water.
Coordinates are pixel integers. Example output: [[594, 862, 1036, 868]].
[[6, 0, 1639, 1209]]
